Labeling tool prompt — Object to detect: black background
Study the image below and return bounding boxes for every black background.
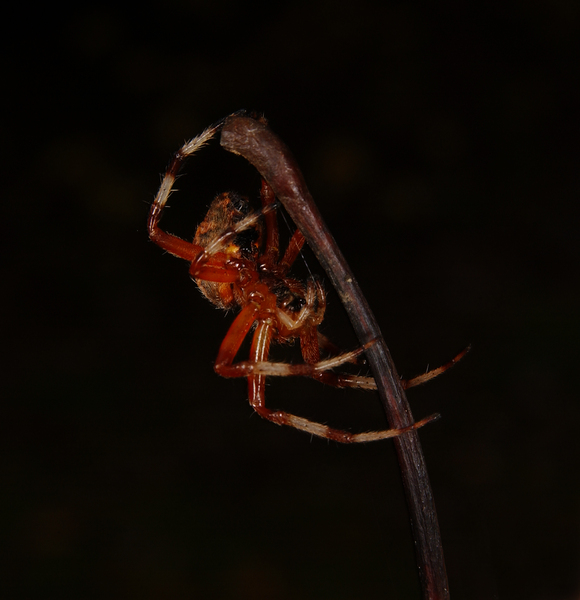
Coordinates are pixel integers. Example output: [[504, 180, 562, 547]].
[[4, 1, 580, 598]]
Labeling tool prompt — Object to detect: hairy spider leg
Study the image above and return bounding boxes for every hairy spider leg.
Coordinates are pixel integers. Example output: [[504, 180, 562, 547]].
[[147, 125, 273, 284], [402, 346, 470, 389], [213, 302, 438, 443], [148, 122, 224, 265], [259, 179, 282, 267], [258, 180, 307, 272]]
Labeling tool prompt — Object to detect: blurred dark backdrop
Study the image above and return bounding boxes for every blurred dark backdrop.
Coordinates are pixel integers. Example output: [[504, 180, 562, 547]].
[[3, 1, 580, 598]]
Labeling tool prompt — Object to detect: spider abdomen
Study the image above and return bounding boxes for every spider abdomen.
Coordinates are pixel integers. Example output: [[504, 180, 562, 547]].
[[192, 192, 263, 310]]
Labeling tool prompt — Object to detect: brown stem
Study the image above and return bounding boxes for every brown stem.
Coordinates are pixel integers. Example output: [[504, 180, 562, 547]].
[[221, 114, 450, 600]]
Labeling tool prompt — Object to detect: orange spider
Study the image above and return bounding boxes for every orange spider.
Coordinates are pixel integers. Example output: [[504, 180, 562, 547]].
[[148, 121, 462, 442]]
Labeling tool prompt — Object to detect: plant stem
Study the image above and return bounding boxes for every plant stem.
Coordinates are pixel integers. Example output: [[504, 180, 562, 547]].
[[221, 114, 450, 600]]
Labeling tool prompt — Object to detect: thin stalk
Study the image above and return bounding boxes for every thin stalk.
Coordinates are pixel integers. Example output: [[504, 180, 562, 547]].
[[221, 114, 450, 600]]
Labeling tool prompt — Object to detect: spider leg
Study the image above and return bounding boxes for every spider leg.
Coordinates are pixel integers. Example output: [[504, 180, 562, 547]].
[[306, 346, 471, 391], [188, 253, 244, 283], [299, 322, 374, 388], [279, 229, 306, 272], [259, 178, 306, 273], [317, 332, 360, 364], [402, 346, 470, 389], [218, 333, 372, 383], [214, 304, 261, 378], [231, 342, 469, 393], [246, 320, 438, 443], [260, 180, 280, 268], [148, 123, 222, 261], [306, 329, 470, 391]]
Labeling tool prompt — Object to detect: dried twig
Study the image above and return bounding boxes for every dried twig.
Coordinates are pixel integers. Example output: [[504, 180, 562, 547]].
[[221, 114, 450, 600]]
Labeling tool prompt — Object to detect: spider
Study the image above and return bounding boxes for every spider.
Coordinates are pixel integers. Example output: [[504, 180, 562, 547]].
[[148, 120, 463, 443]]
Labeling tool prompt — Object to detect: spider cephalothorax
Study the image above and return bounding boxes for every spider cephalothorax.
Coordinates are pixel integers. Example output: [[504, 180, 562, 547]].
[[148, 120, 462, 443]]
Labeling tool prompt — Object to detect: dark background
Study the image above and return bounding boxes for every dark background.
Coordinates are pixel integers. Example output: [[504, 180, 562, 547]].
[[4, 1, 580, 598]]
